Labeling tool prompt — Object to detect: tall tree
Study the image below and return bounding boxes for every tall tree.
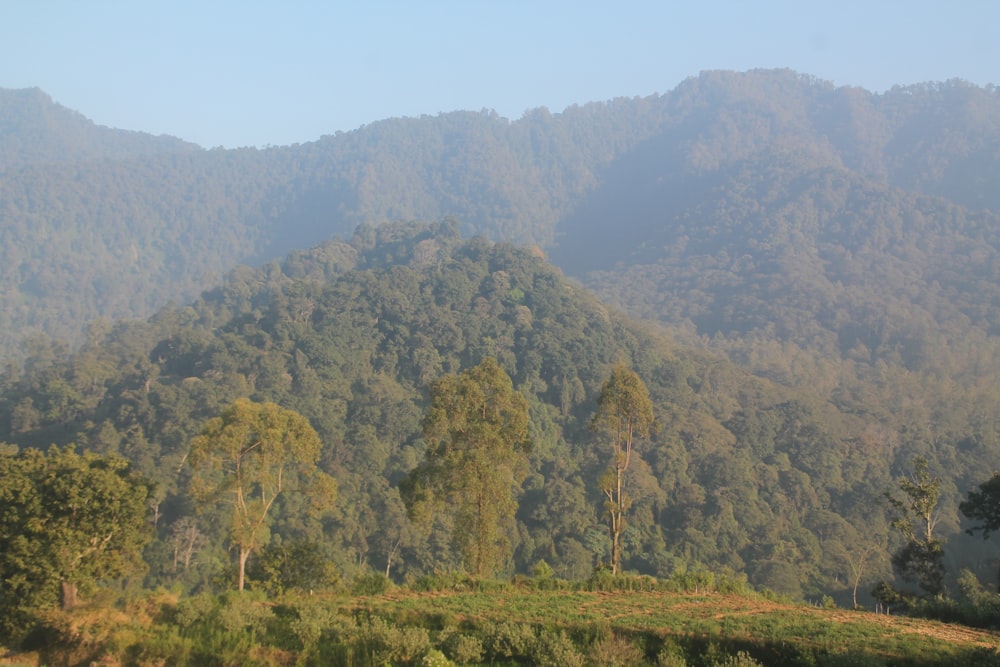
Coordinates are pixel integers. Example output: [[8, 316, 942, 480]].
[[884, 456, 945, 596], [591, 364, 654, 575], [401, 358, 531, 577], [187, 398, 335, 590], [0, 445, 151, 640]]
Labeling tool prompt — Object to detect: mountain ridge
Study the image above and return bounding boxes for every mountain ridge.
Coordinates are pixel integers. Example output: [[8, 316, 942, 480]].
[[0, 86, 201, 169], [3, 69, 1000, 406]]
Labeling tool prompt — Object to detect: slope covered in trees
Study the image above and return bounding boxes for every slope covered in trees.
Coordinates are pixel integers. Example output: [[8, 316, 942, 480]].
[[2, 223, 999, 608], [0, 87, 199, 169], [4, 70, 1000, 372]]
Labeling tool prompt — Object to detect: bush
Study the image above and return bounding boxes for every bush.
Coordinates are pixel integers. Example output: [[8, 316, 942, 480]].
[[445, 633, 484, 665], [171, 592, 216, 628], [422, 648, 457, 666], [587, 634, 647, 667], [532, 629, 585, 667], [216, 591, 273, 636], [356, 615, 431, 664], [352, 571, 392, 596], [483, 620, 537, 660], [657, 639, 689, 666], [714, 650, 764, 666]]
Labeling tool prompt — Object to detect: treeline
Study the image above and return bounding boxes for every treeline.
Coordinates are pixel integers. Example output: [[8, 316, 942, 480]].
[[3, 223, 1000, 634]]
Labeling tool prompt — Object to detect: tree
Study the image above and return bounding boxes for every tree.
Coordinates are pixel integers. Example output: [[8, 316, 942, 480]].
[[884, 456, 945, 596], [960, 473, 1000, 588], [843, 541, 884, 609], [960, 472, 1000, 538], [187, 398, 335, 591], [0, 445, 151, 640], [401, 358, 530, 577], [591, 364, 654, 575]]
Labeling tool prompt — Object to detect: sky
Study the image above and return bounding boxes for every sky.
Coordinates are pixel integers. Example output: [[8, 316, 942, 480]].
[[2, 1, 997, 149]]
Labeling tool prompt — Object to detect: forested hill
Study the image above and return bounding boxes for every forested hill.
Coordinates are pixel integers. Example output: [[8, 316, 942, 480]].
[[4, 70, 1000, 365], [0, 87, 200, 169], [3, 222, 993, 601]]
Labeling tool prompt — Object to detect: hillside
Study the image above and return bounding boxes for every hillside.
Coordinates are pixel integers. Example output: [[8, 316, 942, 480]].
[[0, 87, 200, 169], [2, 223, 998, 607], [13, 585, 1000, 666], [5, 70, 1000, 610], [4, 70, 1000, 371]]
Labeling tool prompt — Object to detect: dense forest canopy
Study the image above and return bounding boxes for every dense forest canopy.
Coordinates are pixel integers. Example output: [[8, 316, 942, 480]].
[[2, 223, 999, 608], [4, 69, 1000, 618], [3, 70, 1000, 371]]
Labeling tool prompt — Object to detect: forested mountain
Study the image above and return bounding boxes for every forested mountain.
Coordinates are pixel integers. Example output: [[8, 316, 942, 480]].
[[5, 70, 1000, 366], [0, 87, 199, 169], [4, 222, 993, 603], [4, 70, 1000, 604]]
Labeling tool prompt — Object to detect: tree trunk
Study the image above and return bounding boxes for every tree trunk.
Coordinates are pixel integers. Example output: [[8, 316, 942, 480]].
[[61, 581, 78, 610], [612, 465, 624, 575], [238, 546, 250, 591]]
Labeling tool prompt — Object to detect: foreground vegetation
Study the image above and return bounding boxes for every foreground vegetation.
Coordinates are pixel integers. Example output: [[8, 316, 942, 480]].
[[5, 574, 1000, 667]]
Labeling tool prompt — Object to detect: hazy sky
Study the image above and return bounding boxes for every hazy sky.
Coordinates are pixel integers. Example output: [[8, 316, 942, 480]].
[[2, 1, 996, 148]]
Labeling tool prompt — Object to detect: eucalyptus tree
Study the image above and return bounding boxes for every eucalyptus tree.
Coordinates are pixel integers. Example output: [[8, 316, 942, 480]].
[[187, 398, 336, 590], [401, 357, 531, 577], [591, 364, 654, 575], [884, 456, 945, 596]]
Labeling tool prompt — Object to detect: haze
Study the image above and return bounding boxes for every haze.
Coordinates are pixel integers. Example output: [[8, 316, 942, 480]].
[[2, 0, 997, 148]]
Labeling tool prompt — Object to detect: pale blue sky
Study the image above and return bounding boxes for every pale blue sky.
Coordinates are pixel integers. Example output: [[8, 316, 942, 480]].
[[2, 1, 996, 148]]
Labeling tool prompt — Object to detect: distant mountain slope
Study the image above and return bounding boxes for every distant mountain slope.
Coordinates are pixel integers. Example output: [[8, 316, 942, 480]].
[[0, 87, 200, 169], [2, 69, 1000, 374]]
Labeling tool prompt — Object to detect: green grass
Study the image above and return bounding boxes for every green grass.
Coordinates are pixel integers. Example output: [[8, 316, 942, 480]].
[[339, 588, 1000, 664], [11, 584, 1000, 666]]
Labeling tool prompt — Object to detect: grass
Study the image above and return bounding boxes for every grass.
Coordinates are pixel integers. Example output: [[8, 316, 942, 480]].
[[6, 582, 1000, 666], [340, 588, 1000, 663]]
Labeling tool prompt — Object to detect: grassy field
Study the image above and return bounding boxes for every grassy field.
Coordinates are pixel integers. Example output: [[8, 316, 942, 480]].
[[342, 588, 1000, 664], [4, 582, 1000, 666]]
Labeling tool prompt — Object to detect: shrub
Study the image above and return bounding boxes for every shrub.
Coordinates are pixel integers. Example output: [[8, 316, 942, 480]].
[[532, 628, 585, 667], [445, 633, 484, 665], [714, 650, 764, 666], [657, 639, 689, 666], [216, 591, 273, 636], [422, 648, 457, 666], [352, 571, 392, 596], [587, 634, 646, 667], [171, 592, 216, 628], [483, 619, 537, 660]]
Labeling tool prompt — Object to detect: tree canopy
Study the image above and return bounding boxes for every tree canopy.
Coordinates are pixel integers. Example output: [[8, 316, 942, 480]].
[[0, 446, 151, 639], [591, 364, 654, 575], [402, 357, 531, 577], [188, 398, 335, 590]]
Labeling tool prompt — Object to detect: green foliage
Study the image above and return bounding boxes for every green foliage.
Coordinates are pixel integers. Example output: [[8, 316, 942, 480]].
[[961, 472, 1000, 538], [18, 584, 1000, 666], [885, 457, 946, 597], [0, 221, 997, 602], [0, 446, 152, 641], [587, 633, 648, 667], [592, 364, 655, 575], [402, 357, 531, 577], [247, 538, 338, 595], [532, 628, 586, 667], [188, 398, 336, 590], [352, 571, 392, 596]]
